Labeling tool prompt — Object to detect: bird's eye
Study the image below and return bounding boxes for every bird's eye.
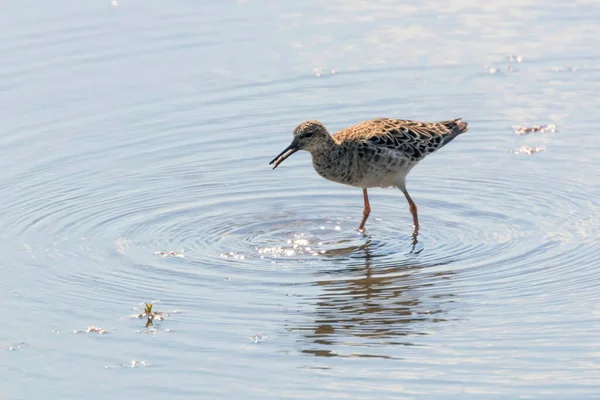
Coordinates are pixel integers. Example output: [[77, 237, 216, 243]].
[[303, 131, 314, 139]]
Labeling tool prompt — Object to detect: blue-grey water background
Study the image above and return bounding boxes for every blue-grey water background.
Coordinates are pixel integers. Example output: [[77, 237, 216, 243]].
[[2, 1, 600, 399]]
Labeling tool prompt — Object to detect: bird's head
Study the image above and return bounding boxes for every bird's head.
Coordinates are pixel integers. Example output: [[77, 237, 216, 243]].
[[269, 120, 330, 169]]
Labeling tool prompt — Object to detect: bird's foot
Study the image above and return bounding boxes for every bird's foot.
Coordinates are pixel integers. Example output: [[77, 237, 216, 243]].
[[409, 229, 420, 253]]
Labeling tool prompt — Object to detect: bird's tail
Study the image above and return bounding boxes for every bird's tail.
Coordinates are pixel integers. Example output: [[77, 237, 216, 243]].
[[438, 118, 468, 147], [449, 118, 468, 134], [455, 118, 469, 134]]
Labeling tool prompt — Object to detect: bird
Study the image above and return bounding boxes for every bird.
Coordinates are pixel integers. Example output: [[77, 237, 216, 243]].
[[269, 117, 468, 243]]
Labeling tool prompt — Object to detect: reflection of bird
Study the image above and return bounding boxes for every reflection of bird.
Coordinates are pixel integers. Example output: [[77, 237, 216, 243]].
[[291, 241, 457, 359], [270, 118, 468, 243]]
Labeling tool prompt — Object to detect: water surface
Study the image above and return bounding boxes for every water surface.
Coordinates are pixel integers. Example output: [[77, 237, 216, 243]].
[[2, 0, 600, 398]]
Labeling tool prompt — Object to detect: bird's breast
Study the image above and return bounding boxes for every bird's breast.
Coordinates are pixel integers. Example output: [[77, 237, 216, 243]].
[[312, 153, 356, 186], [311, 146, 414, 188]]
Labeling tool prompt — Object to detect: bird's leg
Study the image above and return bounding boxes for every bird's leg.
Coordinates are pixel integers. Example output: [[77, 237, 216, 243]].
[[358, 188, 371, 232], [401, 187, 419, 245]]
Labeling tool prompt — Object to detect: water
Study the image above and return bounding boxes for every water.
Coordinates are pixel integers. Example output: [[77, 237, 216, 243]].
[[2, 1, 600, 398]]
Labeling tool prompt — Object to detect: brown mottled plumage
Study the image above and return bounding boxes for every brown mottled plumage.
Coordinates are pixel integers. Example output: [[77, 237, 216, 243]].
[[269, 118, 468, 244]]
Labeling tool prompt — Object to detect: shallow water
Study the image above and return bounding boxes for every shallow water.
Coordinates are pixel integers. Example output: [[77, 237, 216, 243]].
[[2, 0, 600, 398]]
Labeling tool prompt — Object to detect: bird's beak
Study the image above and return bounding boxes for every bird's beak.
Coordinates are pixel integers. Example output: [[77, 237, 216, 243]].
[[269, 140, 299, 169]]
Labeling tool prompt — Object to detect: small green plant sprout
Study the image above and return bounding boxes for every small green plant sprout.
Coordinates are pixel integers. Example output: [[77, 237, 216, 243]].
[[136, 302, 165, 321], [130, 300, 182, 328]]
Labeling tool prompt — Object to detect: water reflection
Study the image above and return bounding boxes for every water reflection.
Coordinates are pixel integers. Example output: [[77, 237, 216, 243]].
[[296, 238, 457, 358]]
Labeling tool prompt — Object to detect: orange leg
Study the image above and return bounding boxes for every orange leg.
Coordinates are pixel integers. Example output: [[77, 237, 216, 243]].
[[401, 188, 419, 245], [358, 188, 371, 232]]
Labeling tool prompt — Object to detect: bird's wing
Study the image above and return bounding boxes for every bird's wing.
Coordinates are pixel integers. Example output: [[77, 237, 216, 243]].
[[333, 118, 468, 159]]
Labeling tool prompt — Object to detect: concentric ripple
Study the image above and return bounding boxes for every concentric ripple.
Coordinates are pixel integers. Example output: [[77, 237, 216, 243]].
[[5, 123, 599, 301]]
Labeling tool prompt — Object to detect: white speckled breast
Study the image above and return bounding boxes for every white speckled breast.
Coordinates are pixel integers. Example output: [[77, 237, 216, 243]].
[[312, 144, 415, 189]]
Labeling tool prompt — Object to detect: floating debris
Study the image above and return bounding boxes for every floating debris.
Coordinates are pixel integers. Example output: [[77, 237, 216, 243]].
[[127, 360, 150, 368], [220, 251, 246, 260], [7, 342, 26, 351], [513, 124, 556, 135], [105, 360, 152, 369], [508, 54, 523, 63], [557, 66, 577, 72], [250, 333, 268, 344], [508, 146, 545, 155], [313, 68, 337, 77], [484, 65, 498, 74], [73, 326, 108, 335], [154, 250, 184, 258]]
